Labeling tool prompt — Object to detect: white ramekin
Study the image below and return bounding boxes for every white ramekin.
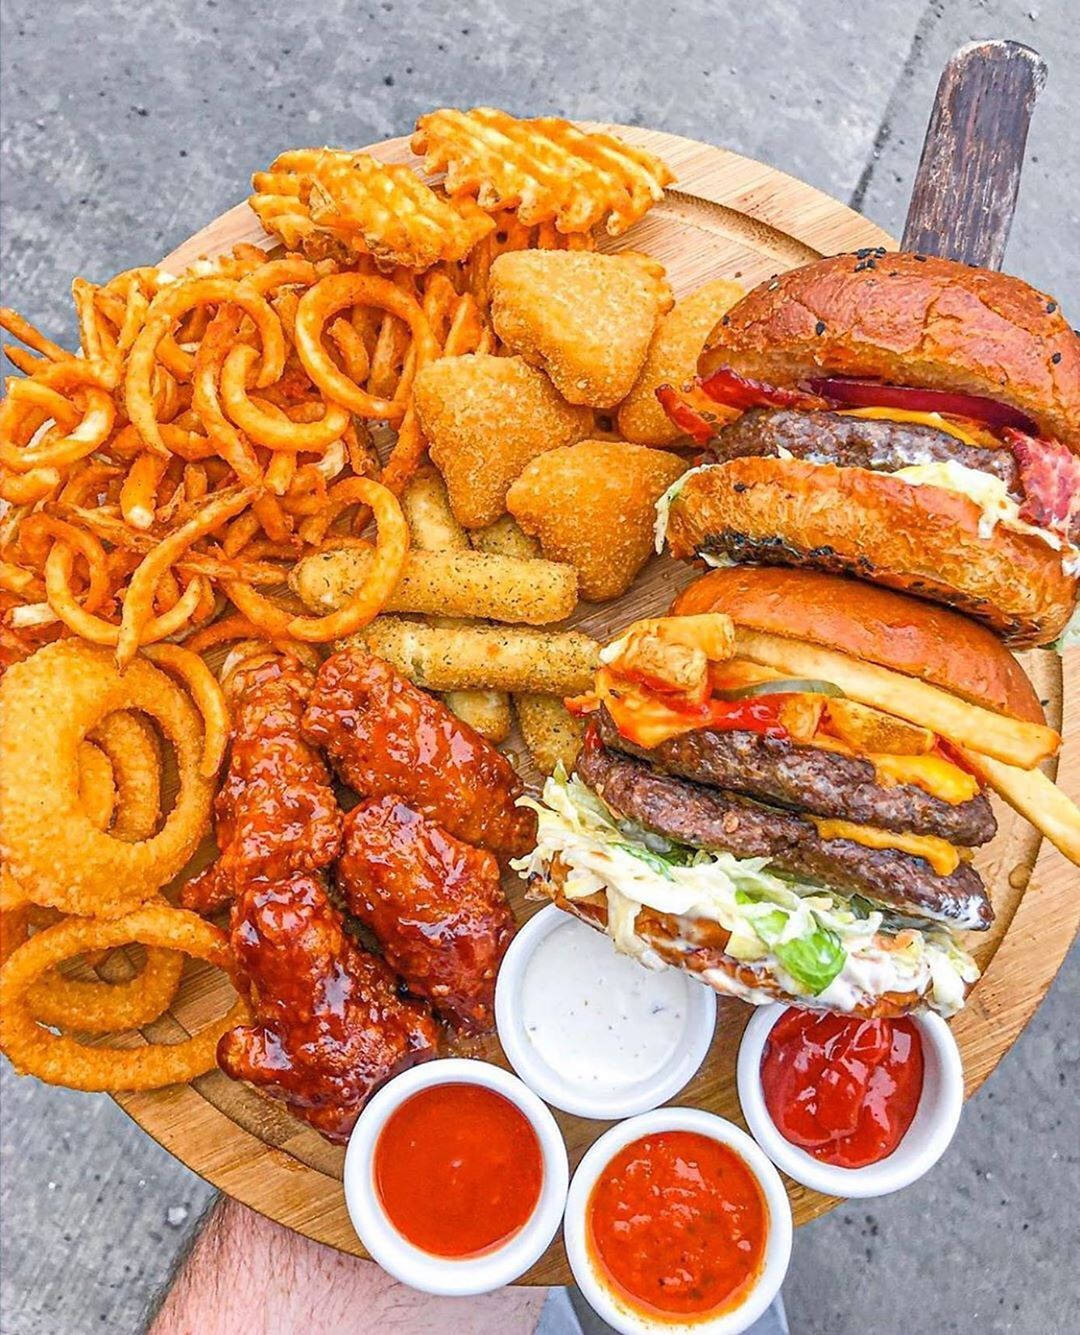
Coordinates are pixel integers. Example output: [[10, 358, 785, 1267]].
[[564, 1107, 793, 1335], [737, 1002, 964, 1199], [343, 1058, 569, 1295], [495, 905, 717, 1120]]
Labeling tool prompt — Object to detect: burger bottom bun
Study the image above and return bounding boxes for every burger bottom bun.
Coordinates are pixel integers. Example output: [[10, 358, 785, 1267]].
[[665, 456, 1076, 649], [530, 866, 936, 1019]]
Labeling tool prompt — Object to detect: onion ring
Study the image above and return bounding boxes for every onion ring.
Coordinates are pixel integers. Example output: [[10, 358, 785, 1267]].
[[0, 904, 248, 1090], [0, 640, 213, 915], [142, 644, 230, 778]]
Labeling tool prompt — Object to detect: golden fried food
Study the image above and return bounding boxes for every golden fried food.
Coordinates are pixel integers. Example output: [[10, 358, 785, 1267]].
[[401, 464, 471, 551], [514, 694, 585, 774], [413, 354, 592, 527], [470, 515, 541, 560], [618, 278, 745, 444], [290, 544, 578, 625], [411, 108, 674, 235], [441, 686, 512, 743], [490, 250, 673, 408], [507, 439, 686, 600], [350, 618, 600, 695], [250, 148, 494, 269]]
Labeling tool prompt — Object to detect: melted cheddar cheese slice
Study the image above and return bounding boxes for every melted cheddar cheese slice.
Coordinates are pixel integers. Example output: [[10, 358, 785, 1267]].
[[812, 818, 961, 877]]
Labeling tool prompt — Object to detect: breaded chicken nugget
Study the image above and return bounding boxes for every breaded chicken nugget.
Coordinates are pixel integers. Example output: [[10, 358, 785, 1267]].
[[618, 278, 745, 445], [413, 354, 592, 529], [507, 439, 686, 601], [490, 251, 673, 409]]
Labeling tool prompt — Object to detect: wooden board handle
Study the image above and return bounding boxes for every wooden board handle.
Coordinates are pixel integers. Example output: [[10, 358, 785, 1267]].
[[902, 40, 1046, 269]]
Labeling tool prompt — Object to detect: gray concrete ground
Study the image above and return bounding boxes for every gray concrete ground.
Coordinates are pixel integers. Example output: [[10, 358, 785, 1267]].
[[1, 1, 1077, 1331]]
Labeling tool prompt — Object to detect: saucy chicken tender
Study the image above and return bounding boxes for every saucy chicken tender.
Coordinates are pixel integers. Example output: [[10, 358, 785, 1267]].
[[507, 439, 686, 600], [414, 353, 592, 529], [618, 278, 745, 445], [490, 250, 673, 408], [218, 873, 438, 1143], [302, 648, 536, 855], [338, 797, 516, 1032], [180, 654, 342, 915]]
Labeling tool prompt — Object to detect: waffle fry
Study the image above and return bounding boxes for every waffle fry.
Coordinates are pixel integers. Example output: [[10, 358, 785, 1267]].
[[251, 148, 495, 270], [412, 107, 675, 235]]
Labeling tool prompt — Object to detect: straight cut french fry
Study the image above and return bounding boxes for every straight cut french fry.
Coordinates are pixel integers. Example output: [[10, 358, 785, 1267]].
[[732, 629, 1060, 770], [959, 749, 1080, 867], [347, 618, 599, 694], [291, 545, 578, 626]]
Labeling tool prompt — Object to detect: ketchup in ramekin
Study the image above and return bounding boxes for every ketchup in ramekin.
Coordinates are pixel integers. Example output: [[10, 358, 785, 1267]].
[[373, 1081, 543, 1257], [760, 1009, 924, 1168], [586, 1129, 768, 1320]]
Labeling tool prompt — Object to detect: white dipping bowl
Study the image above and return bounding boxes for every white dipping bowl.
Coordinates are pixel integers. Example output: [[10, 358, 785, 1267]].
[[737, 1003, 964, 1199], [343, 1058, 568, 1295], [495, 905, 716, 1120], [565, 1107, 792, 1335]]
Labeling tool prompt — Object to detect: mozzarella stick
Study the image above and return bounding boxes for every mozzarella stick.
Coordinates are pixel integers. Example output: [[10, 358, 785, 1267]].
[[444, 689, 513, 743], [348, 618, 599, 694], [471, 515, 541, 561], [291, 545, 578, 626], [514, 694, 584, 774], [402, 465, 471, 551]]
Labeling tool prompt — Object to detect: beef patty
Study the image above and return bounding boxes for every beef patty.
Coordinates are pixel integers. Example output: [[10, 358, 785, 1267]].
[[578, 738, 992, 930], [594, 708, 996, 846], [711, 408, 1018, 485]]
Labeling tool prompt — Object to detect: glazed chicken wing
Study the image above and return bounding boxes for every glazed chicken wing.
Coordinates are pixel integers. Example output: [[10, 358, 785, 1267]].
[[181, 654, 342, 914], [219, 873, 438, 1142], [302, 648, 536, 856], [338, 796, 517, 1033]]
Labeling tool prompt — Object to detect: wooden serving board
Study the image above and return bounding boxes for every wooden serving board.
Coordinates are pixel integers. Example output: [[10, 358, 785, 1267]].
[[113, 126, 1077, 1286]]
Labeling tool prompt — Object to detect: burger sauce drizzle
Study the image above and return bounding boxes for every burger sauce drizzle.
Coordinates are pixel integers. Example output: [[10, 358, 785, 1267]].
[[760, 1009, 924, 1168]]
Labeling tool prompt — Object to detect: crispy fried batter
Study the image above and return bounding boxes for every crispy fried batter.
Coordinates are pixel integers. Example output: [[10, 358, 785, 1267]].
[[219, 873, 437, 1142], [413, 353, 592, 528], [338, 797, 516, 1033], [250, 148, 494, 269], [507, 439, 686, 600], [618, 278, 745, 445], [490, 251, 673, 408], [411, 108, 674, 235]]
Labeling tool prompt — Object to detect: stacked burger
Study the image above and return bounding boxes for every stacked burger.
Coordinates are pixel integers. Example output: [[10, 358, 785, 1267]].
[[519, 253, 1080, 1019]]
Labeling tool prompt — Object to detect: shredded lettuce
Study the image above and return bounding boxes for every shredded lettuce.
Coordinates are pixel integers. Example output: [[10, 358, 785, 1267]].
[[514, 769, 980, 1016]]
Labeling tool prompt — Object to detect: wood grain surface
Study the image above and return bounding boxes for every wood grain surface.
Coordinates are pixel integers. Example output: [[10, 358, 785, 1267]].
[[110, 125, 1077, 1286], [901, 40, 1046, 265]]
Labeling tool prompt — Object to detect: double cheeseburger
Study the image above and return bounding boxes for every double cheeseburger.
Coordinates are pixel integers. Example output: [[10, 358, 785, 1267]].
[[516, 567, 1078, 1018], [655, 252, 1080, 647]]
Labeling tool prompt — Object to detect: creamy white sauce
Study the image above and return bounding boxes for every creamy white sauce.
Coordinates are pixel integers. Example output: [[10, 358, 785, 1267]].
[[518, 918, 690, 1090]]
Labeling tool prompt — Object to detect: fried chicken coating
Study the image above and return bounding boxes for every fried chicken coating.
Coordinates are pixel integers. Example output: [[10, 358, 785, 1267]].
[[218, 873, 438, 1142], [338, 797, 516, 1033], [413, 353, 591, 529], [490, 251, 673, 408], [617, 278, 745, 445], [180, 654, 342, 915], [302, 648, 537, 856], [507, 439, 686, 600]]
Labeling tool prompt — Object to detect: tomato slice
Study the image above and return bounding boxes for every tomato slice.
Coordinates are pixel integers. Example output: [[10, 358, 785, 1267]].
[[806, 377, 1037, 432]]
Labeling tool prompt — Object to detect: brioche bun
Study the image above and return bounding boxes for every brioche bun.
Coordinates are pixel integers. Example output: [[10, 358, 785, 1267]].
[[699, 252, 1080, 450], [670, 564, 1045, 724], [664, 456, 1077, 647]]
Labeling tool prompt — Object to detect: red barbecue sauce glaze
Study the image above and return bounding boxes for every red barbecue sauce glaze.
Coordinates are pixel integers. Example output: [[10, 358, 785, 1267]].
[[373, 1083, 543, 1258], [587, 1130, 768, 1321], [760, 1009, 924, 1168]]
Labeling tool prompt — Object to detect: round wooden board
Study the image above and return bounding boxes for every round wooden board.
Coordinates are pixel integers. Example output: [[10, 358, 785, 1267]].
[[112, 125, 1078, 1286]]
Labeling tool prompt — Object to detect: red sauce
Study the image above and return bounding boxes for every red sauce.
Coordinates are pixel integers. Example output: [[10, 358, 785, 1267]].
[[587, 1130, 768, 1321], [760, 1009, 924, 1168], [373, 1082, 543, 1258]]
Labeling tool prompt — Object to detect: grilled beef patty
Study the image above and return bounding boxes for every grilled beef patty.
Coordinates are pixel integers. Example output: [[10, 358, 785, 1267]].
[[578, 738, 992, 930], [709, 408, 1018, 486], [594, 708, 996, 846]]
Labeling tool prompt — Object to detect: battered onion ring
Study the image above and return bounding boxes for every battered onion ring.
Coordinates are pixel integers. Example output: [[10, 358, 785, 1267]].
[[78, 740, 116, 830], [0, 904, 248, 1090], [142, 644, 230, 778], [90, 710, 162, 840], [0, 641, 213, 916]]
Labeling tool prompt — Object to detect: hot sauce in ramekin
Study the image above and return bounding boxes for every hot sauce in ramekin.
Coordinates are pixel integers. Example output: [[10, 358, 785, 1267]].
[[586, 1130, 768, 1321], [373, 1081, 543, 1258]]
